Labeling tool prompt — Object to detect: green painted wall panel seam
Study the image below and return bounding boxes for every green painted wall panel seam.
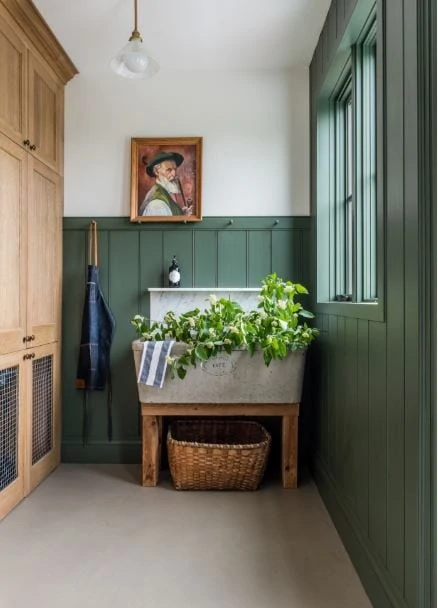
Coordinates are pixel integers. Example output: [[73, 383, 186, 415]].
[[416, 1, 436, 606]]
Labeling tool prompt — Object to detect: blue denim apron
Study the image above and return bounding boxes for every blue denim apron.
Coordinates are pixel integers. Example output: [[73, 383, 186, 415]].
[[76, 223, 115, 444]]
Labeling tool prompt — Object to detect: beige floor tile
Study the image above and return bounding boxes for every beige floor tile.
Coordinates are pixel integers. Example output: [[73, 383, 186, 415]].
[[0, 464, 372, 608]]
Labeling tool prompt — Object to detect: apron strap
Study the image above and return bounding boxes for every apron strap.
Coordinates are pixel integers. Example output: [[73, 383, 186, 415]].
[[82, 391, 88, 446], [81, 387, 112, 445], [107, 366, 113, 442], [88, 221, 98, 266]]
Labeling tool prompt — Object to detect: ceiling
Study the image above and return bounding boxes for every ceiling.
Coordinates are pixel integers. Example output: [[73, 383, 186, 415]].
[[33, 0, 331, 73]]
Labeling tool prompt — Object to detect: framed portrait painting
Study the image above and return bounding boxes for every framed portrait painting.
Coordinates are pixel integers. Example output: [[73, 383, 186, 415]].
[[130, 137, 203, 223]]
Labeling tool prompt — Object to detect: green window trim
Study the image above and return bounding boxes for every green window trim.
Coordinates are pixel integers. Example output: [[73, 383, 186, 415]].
[[356, 23, 377, 303], [316, 0, 384, 322], [334, 71, 353, 298]]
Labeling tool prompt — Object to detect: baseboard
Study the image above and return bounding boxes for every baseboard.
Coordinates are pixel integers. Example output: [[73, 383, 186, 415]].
[[312, 454, 409, 608], [61, 440, 141, 463]]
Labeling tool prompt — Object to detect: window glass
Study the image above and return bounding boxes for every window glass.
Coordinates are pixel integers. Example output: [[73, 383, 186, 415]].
[[331, 23, 376, 304]]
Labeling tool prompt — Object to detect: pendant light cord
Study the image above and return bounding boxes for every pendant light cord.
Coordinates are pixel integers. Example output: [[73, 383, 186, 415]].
[[111, 0, 159, 76], [130, 0, 142, 40]]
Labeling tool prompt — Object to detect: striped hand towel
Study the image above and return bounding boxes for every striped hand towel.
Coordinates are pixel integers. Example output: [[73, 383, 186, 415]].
[[137, 340, 175, 388]]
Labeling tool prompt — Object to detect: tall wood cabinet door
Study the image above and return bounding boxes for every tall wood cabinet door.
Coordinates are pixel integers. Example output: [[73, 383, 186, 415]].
[[28, 51, 62, 174], [0, 133, 28, 355], [27, 157, 62, 347], [24, 342, 60, 495], [0, 352, 26, 521], [0, 11, 27, 147]]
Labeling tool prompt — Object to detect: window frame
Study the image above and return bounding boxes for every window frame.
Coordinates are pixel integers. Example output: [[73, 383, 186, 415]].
[[315, 3, 384, 322], [334, 72, 354, 300], [359, 27, 377, 303]]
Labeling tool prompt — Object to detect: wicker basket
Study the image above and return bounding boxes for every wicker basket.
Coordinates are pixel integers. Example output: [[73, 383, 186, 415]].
[[167, 420, 271, 491]]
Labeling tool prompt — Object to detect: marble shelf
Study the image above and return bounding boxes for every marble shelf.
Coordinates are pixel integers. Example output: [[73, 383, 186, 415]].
[[147, 287, 260, 292], [147, 287, 261, 323]]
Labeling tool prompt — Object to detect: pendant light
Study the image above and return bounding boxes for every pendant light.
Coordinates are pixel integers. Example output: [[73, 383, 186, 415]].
[[110, 0, 159, 79]]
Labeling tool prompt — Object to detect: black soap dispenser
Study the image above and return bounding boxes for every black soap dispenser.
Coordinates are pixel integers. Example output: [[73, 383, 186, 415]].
[[168, 255, 181, 287]]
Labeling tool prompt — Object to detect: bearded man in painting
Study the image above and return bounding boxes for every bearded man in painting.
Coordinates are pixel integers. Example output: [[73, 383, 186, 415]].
[[139, 152, 193, 216]]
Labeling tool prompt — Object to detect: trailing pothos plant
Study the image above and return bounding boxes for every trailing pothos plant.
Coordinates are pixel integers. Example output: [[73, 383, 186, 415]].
[[131, 273, 319, 380]]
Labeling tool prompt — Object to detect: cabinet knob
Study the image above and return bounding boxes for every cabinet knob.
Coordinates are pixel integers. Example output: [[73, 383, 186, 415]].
[[30, 144, 37, 151], [22, 335, 36, 342], [23, 139, 30, 147]]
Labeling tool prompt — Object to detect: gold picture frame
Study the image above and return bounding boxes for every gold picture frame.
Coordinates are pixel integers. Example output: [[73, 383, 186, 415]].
[[130, 137, 203, 222]]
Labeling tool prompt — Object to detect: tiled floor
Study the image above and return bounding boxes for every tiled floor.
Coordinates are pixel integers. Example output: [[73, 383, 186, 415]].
[[0, 465, 372, 608]]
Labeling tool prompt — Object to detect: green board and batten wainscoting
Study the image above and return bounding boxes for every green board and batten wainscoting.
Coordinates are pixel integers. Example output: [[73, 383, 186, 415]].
[[310, 1, 435, 608], [62, 216, 312, 464]]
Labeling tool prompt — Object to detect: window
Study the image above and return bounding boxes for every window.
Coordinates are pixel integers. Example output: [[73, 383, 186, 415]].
[[316, 13, 381, 320], [335, 76, 354, 299], [360, 34, 377, 302], [334, 25, 377, 303]]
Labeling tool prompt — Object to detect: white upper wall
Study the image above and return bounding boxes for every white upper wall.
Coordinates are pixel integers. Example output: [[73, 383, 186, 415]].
[[34, 0, 330, 71], [64, 67, 310, 217]]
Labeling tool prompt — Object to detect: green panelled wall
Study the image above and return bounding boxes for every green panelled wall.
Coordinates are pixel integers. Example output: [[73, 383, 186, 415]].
[[310, 2, 434, 608], [62, 217, 312, 464]]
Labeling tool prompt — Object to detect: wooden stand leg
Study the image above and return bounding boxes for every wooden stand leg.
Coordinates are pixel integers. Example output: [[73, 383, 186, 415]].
[[282, 414, 298, 489], [142, 415, 162, 487], [157, 416, 163, 472]]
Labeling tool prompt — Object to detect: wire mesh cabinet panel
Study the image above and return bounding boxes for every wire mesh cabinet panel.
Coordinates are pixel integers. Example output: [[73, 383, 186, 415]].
[[25, 342, 60, 496], [0, 353, 26, 521]]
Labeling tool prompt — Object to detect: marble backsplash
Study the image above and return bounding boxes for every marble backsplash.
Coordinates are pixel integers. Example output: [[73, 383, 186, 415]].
[[148, 288, 261, 323]]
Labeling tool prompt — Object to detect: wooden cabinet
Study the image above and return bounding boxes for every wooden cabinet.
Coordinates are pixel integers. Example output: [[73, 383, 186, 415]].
[[0, 14, 27, 145], [0, 0, 76, 520], [28, 52, 63, 173], [27, 158, 62, 347], [0, 132, 27, 355], [0, 4, 64, 174], [0, 352, 26, 520], [25, 342, 61, 496], [0, 343, 60, 519], [0, 135, 62, 356]]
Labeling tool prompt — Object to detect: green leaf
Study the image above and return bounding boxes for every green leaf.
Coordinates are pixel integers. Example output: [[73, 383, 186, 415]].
[[263, 350, 273, 366], [294, 284, 309, 294], [299, 309, 315, 319], [194, 345, 209, 361], [224, 343, 232, 355], [247, 342, 255, 356], [177, 366, 187, 380]]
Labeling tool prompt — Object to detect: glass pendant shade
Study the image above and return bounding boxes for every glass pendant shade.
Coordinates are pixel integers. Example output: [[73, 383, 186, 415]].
[[110, 0, 159, 79], [111, 37, 159, 79]]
